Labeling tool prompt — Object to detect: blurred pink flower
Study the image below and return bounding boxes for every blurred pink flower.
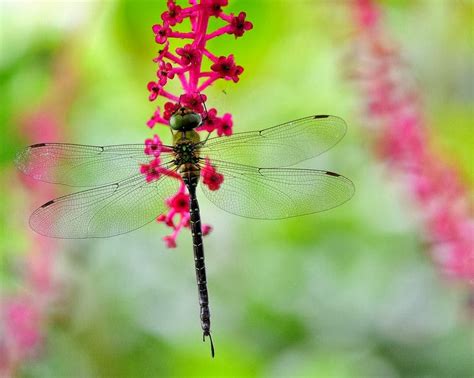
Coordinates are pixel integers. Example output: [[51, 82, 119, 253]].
[[4, 298, 42, 351], [348, 0, 473, 282], [2, 49, 79, 375], [144, 134, 166, 156]]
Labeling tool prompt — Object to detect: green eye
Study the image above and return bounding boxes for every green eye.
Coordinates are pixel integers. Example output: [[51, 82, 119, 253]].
[[170, 112, 202, 131]]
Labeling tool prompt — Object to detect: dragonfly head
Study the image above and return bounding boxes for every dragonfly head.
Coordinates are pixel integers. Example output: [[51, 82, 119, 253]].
[[170, 107, 202, 131]]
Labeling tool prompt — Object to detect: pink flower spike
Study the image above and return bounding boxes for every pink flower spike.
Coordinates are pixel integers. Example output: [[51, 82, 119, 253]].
[[227, 12, 253, 38], [216, 113, 233, 136], [163, 101, 180, 120], [349, 0, 474, 284], [201, 159, 224, 191], [147, 81, 162, 101], [161, 0, 184, 26], [143, 0, 251, 247], [144, 134, 164, 157], [152, 23, 171, 44], [211, 55, 244, 82]]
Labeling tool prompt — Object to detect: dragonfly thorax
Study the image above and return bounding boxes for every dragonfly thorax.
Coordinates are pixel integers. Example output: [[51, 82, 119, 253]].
[[173, 141, 200, 166], [170, 107, 202, 131]]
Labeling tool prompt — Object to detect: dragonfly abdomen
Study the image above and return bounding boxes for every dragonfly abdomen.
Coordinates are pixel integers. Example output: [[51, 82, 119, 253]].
[[183, 174, 214, 357], [179, 163, 201, 182]]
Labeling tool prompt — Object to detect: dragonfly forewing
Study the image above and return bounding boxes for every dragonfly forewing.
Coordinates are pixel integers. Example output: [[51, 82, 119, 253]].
[[200, 115, 347, 168], [15, 143, 174, 187]]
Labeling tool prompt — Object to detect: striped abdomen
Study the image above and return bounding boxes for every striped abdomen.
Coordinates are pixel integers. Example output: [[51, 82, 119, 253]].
[[181, 167, 214, 356]]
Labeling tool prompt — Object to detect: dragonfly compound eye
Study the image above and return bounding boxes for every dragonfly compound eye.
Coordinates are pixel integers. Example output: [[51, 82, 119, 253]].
[[170, 110, 202, 131]]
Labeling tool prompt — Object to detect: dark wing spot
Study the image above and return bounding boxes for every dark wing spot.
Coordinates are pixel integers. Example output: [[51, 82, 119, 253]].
[[31, 143, 47, 148], [41, 200, 55, 208], [314, 115, 329, 119], [325, 171, 340, 177]]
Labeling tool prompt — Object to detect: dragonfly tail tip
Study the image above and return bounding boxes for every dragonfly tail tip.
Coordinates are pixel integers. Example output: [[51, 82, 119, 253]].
[[203, 332, 215, 358]]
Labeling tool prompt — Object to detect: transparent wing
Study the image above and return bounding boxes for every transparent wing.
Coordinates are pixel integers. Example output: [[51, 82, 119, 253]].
[[200, 115, 347, 167], [30, 170, 180, 238], [15, 143, 174, 187], [200, 160, 354, 219]]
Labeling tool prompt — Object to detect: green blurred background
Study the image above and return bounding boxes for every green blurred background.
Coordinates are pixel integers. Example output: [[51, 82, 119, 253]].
[[1, 1, 473, 377]]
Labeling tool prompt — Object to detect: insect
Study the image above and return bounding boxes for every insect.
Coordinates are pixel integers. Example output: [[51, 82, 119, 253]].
[[15, 110, 355, 357]]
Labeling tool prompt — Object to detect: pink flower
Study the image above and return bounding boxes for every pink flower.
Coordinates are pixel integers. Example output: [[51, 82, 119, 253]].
[[202, 224, 213, 236], [163, 235, 177, 248], [163, 101, 180, 120], [157, 213, 174, 227], [147, 109, 161, 128], [157, 61, 175, 86], [211, 55, 244, 82], [161, 0, 184, 26], [216, 113, 233, 136], [197, 108, 220, 133], [144, 135, 164, 157], [180, 93, 207, 113], [207, 0, 228, 16], [153, 42, 170, 63], [152, 23, 171, 44], [140, 158, 163, 182], [176, 44, 200, 66], [228, 12, 253, 38], [167, 191, 190, 214], [354, 0, 380, 29], [201, 160, 224, 191], [147, 81, 162, 101], [4, 298, 41, 352]]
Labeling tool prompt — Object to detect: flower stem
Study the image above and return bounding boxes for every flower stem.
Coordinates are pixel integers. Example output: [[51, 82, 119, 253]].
[[197, 75, 219, 92], [206, 26, 230, 40], [189, 9, 210, 92]]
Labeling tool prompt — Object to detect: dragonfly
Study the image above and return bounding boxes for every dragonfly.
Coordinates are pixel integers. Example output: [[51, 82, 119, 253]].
[[15, 108, 355, 357]]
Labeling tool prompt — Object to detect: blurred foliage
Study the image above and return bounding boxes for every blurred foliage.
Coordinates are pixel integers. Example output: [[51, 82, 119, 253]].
[[1, 0, 473, 377]]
